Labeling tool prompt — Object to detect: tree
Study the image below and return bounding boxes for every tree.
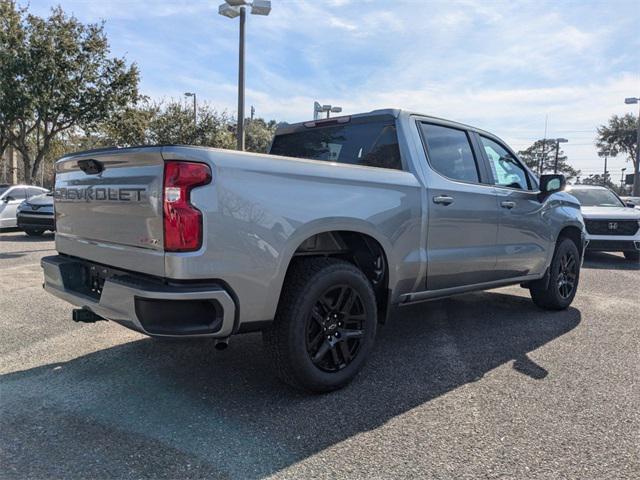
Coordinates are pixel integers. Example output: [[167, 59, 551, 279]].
[[245, 118, 277, 153], [576, 173, 618, 191], [0, 3, 139, 182], [517, 139, 580, 180], [596, 113, 639, 195]]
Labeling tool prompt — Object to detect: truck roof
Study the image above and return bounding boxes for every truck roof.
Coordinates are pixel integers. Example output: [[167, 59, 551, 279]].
[[276, 108, 498, 139]]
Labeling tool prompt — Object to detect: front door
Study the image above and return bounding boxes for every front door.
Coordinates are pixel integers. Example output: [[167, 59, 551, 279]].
[[0, 187, 26, 228], [477, 135, 549, 278], [418, 122, 500, 291]]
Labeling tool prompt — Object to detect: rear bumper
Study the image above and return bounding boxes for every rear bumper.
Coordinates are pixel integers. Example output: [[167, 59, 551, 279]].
[[17, 213, 55, 230], [41, 255, 236, 338]]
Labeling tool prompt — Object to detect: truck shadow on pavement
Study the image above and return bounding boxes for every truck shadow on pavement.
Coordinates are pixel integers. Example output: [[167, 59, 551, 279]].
[[0, 231, 54, 242], [582, 252, 640, 271], [0, 291, 580, 479]]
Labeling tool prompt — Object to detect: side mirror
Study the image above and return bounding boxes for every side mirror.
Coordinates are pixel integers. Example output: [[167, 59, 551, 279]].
[[540, 174, 565, 193], [3, 196, 13, 203], [538, 174, 566, 201], [626, 202, 637, 208]]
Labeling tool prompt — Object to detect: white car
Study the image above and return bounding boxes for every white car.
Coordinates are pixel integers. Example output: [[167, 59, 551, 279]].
[[0, 184, 49, 229], [568, 185, 640, 261]]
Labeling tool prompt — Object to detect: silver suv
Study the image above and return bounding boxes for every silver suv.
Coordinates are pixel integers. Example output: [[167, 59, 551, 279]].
[[42, 109, 586, 392]]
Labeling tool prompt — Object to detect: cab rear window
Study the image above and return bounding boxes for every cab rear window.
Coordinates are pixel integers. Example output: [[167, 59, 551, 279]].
[[270, 120, 402, 170]]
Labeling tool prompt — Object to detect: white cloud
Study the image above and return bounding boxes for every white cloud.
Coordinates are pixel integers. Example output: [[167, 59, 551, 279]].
[[26, 0, 640, 175]]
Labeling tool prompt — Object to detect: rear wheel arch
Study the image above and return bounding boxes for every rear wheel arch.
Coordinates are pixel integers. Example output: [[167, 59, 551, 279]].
[[279, 229, 393, 323]]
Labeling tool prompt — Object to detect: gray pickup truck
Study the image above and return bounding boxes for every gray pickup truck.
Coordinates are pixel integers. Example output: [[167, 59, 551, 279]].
[[42, 109, 585, 392]]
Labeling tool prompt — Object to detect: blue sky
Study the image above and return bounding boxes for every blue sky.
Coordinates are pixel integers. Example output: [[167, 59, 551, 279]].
[[29, 0, 640, 177]]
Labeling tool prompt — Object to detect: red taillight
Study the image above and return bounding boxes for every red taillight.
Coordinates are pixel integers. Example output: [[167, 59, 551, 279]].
[[163, 161, 212, 252]]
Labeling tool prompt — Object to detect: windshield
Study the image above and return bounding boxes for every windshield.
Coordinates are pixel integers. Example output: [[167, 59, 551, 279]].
[[570, 188, 624, 207], [270, 119, 402, 170]]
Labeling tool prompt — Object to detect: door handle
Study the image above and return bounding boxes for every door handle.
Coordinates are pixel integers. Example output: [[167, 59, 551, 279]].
[[433, 195, 454, 205], [501, 201, 516, 209]]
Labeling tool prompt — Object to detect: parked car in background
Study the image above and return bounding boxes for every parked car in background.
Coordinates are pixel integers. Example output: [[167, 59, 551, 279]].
[[621, 196, 640, 209], [42, 109, 586, 392], [17, 192, 55, 236], [568, 185, 640, 261], [0, 184, 49, 229]]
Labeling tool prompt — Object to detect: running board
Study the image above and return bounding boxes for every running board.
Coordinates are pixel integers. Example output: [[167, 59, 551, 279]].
[[399, 274, 543, 304]]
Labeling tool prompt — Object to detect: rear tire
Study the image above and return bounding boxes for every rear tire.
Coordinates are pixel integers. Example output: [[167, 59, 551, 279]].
[[263, 257, 377, 393], [530, 237, 580, 310], [25, 229, 44, 236], [623, 250, 640, 262]]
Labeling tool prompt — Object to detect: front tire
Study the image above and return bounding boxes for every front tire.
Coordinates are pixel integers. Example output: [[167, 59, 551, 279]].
[[623, 250, 640, 262], [263, 257, 377, 393], [530, 237, 580, 310]]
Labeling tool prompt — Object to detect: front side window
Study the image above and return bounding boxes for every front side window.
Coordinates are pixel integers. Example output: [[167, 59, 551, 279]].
[[419, 123, 479, 183], [28, 187, 45, 198], [9, 188, 26, 200], [270, 120, 402, 170], [481, 136, 531, 190]]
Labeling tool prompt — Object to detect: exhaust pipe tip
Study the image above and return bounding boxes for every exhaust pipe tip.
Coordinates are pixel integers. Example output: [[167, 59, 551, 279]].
[[214, 338, 229, 351]]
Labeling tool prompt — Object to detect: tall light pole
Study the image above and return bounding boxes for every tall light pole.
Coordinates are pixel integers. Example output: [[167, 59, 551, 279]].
[[184, 92, 197, 126], [621, 167, 627, 191], [552, 138, 568, 173], [219, 0, 271, 151], [602, 150, 610, 186], [624, 97, 640, 196]]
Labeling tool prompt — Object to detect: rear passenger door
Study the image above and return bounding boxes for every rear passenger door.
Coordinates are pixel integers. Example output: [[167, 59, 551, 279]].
[[476, 135, 549, 278], [418, 122, 499, 291]]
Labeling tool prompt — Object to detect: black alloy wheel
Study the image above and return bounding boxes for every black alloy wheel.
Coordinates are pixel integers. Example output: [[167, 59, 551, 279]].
[[556, 250, 577, 299], [306, 285, 366, 372]]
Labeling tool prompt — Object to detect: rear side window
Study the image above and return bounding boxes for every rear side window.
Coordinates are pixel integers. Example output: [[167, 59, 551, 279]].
[[270, 120, 402, 170], [419, 123, 479, 183]]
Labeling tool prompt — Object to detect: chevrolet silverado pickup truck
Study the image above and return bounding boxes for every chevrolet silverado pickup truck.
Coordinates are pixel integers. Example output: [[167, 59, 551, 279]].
[[42, 109, 585, 392]]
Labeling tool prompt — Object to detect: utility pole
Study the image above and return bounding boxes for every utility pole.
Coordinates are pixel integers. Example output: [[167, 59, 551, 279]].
[[538, 115, 548, 175], [603, 153, 608, 187], [552, 138, 568, 173], [621, 168, 627, 191], [624, 97, 640, 196], [184, 92, 197, 126], [218, 1, 272, 151], [236, 6, 246, 151]]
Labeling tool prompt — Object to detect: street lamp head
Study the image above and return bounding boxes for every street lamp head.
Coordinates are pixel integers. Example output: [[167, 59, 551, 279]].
[[184, 92, 195, 97], [251, 0, 271, 15], [624, 97, 639, 104], [219, 3, 241, 18], [225, 0, 249, 5], [330, 106, 342, 113], [556, 138, 568, 143]]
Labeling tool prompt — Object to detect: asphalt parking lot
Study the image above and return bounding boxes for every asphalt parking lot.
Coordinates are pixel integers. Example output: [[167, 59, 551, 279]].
[[1, 230, 638, 479]]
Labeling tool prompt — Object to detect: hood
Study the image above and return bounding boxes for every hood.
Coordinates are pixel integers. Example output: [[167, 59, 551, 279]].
[[581, 206, 640, 220], [27, 193, 54, 206]]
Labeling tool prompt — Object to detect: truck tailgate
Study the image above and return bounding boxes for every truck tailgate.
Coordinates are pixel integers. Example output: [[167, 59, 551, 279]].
[[54, 147, 165, 277]]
